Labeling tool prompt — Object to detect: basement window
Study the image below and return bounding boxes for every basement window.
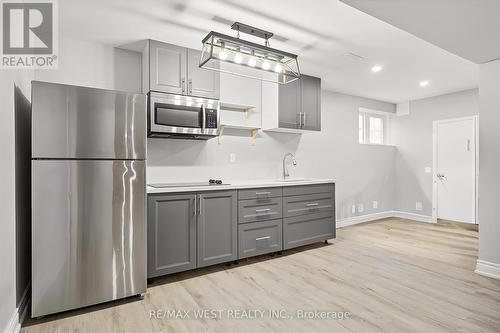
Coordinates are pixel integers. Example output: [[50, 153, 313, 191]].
[[358, 108, 390, 145]]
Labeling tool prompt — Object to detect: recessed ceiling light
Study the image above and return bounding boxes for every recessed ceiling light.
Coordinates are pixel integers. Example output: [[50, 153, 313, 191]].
[[420, 80, 430, 87], [371, 65, 382, 72]]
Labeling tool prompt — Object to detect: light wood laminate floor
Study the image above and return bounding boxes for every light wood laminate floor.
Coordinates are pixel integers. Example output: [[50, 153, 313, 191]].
[[22, 218, 500, 332]]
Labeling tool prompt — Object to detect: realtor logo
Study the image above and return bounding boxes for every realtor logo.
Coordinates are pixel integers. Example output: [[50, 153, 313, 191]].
[[1, 0, 58, 68]]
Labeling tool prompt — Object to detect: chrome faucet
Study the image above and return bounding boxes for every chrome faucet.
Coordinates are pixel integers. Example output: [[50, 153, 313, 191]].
[[282, 153, 297, 179]]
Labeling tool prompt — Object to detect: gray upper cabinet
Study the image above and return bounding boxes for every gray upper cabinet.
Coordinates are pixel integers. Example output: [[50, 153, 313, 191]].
[[278, 74, 321, 131], [278, 78, 301, 129], [197, 191, 237, 268], [300, 75, 321, 131], [149, 40, 187, 95], [145, 40, 220, 99], [187, 49, 220, 99], [148, 193, 197, 277]]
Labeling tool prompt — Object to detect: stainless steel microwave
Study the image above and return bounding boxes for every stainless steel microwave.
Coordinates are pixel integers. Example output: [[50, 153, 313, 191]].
[[148, 92, 220, 139]]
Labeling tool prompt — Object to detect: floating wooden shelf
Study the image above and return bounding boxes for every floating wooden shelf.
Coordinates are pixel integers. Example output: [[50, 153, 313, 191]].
[[219, 101, 255, 119], [218, 124, 261, 144]]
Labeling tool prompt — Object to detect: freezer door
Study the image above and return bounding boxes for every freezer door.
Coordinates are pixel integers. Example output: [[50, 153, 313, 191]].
[[32, 160, 146, 317], [32, 81, 146, 159]]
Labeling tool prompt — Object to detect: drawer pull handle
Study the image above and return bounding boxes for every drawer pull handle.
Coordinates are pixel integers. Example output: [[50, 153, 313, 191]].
[[306, 203, 319, 207], [256, 236, 271, 241], [255, 208, 271, 213], [255, 191, 271, 196]]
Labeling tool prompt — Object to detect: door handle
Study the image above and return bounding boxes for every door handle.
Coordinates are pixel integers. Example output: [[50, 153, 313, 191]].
[[437, 173, 446, 181], [201, 104, 206, 130], [188, 79, 193, 95], [193, 197, 197, 216], [302, 112, 306, 128], [297, 113, 302, 128], [197, 194, 202, 216], [181, 78, 186, 94]]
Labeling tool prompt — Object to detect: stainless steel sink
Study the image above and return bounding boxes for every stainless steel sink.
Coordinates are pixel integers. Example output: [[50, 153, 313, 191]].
[[276, 178, 312, 182]]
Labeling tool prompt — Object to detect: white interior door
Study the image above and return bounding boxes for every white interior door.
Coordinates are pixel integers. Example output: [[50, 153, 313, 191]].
[[435, 117, 476, 224]]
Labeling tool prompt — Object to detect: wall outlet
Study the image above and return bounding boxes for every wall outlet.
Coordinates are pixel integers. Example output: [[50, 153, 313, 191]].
[[351, 205, 356, 214], [229, 153, 236, 163], [357, 203, 364, 213], [373, 201, 378, 209], [425, 166, 431, 173], [416, 202, 423, 211]]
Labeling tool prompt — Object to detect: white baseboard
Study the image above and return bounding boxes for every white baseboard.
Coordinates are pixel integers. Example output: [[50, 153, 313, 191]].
[[392, 211, 436, 224], [337, 211, 394, 228], [337, 210, 436, 228], [475, 260, 500, 280], [3, 283, 30, 333]]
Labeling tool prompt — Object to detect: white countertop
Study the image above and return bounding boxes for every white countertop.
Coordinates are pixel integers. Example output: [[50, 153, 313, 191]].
[[147, 178, 335, 194]]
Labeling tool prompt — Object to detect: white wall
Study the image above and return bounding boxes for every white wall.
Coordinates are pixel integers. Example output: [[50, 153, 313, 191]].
[[34, 36, 141, 92], [477, 59, 500, 270], [392, 89, 479, 216], [0, 70, 33, 332]]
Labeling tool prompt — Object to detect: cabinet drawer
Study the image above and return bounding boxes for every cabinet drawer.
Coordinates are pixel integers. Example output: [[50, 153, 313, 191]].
[[238, 187, 282, 200], [238, 197, 282, 224], [238, 220, 282, 259], [283, 212, 335, 250], [283, 183, 334, 197], [283, 192, 334, 218]]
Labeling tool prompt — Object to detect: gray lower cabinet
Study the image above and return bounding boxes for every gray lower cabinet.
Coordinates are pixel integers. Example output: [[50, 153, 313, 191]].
[[148, 193, 196, 277], [282, 184, 335, 249], [147, 183, 335, 277], [238, 220, 282, 259], [197, 191, 237, 268]]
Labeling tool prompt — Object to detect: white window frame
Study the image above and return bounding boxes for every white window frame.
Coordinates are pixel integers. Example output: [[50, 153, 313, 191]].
[[358, 107, 391, 145]]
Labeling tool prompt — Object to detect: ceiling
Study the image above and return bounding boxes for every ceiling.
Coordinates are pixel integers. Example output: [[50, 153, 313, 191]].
[[340, 0, 500, 64], [59, 0, 478, 103]]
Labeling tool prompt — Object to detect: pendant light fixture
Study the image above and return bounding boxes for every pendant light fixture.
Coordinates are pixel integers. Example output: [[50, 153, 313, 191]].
[[199, 22, 300, 84]]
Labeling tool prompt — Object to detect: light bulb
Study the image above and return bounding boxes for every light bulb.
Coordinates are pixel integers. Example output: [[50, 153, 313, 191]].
[[419, 80, 429, 87], [262, 60, 270, 70], [274, 63, 283, 73], [248, 56, 256, 67], [219, 50, 228, 60], [371, 65, 382, 72], [234, 52, 243, 64]]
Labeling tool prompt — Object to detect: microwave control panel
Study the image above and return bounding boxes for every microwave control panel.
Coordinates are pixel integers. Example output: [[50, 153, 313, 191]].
[[205, 109, 218, 129]]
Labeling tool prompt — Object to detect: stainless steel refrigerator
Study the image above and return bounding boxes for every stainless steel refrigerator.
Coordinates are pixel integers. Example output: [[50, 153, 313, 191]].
[[31, 81, 147, 317]]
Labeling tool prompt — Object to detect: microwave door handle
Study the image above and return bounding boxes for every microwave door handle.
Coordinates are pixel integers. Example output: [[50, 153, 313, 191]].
[[202, 104, 206, 130]]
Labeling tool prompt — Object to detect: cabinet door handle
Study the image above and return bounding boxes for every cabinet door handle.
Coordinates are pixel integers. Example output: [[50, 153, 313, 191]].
[[181, 78, 186, 94], [255, 208, 271, 214], [255, 191, 271, 196], [306, 202, 319, 207], [302, 112, 306, 128], [188, 79, 193, 95], [296, 113, 302, 128], [197, 194, 202, 216], [193, 197, 197, 216], [255, 236, 271, 241]]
